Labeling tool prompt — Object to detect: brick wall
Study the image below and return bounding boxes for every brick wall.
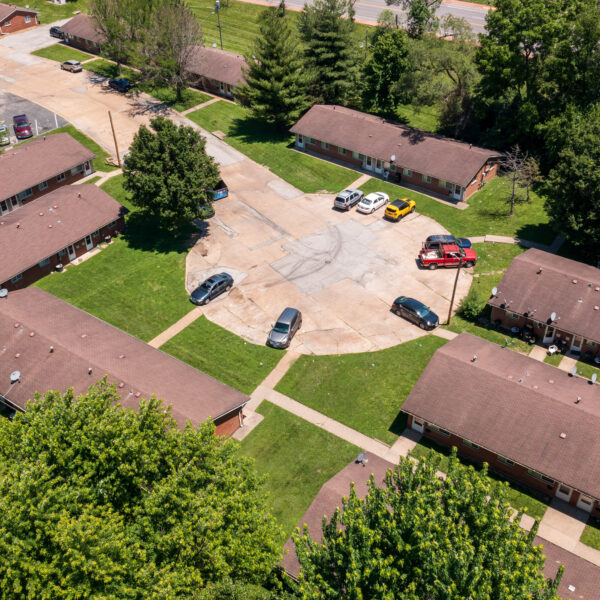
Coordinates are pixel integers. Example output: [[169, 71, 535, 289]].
[[463, 161, 499, 201], [0, 11, 38, 34], [64, 34, 100, 54], [1, 161, 94, 214], [192, 76, 238, 99], [214, 409, 243, 437], [304, 139, 363, 168], [398, 168, 455, 198], [2, 217, 124, 291]]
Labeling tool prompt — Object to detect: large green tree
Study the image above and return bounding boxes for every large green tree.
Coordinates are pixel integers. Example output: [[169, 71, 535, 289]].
[[294, 451, 562, 599], [123, 116, 220, 230], [544, 104, 600, 256], [362, 28, 410, 115], [0, 381, 282, 599], [386, 0, 441, 38], [240, 8, 310, 127], [298, 0, 360, 106]]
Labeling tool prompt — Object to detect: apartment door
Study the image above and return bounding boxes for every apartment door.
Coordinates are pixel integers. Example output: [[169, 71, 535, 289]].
[[411, 418, 424, 434], [83, 161, 93, 176], [67, 244, 76, 262], [555, 484, 572, 503], [576, 494, 594, 513], [85, 235, 93, 251], [571, 336, 583, 353], [364, 156, 373, 171], [543, 326, 555, 344], [374, 159, 383, 174]]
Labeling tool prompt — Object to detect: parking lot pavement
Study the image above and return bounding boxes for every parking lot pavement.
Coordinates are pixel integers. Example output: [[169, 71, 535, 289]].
[[0, 91, 68, 144], [187, 158, 473, 355], [0, 20, 71, 54]]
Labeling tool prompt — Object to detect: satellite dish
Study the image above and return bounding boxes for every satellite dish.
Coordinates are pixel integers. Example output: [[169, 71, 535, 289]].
[[390, 154, 396, 162], [550, 312, 557, 321], [492, 287, 498, 295], [0, 288, 7, 298], [571, 366, 577, 377], [10, 370, 20, 383], [593, 373, 597, 384]]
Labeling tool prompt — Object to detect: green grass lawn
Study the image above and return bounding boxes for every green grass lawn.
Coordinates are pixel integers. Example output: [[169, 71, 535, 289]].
[[187, 101, 357, 193], [397, 103, 441, 132], [161, 317, 282, 395], [10, 0, 89, 22], [410, 437, 550, 521], [35, 177, 194, 342], [575, 361, 600, 380], [275, 336, 447, 445], [83, 58, 139, 81], [33, 125, 117, 173], [543, 352, 564, 367], [83, 175, 102, 185], [472, 242, 526, 275], [32, 44, 93, 63], [360, 177, 555, 244], [240, 401, 359, 539], [581, 521, 600, 551]]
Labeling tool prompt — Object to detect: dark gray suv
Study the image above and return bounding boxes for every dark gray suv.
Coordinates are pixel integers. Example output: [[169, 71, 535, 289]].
[[189, 272, 233, 305], [267, 307, 302, 349]]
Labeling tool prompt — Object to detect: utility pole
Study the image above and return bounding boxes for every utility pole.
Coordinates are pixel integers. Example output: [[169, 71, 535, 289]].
[[215, 0, 223, 50], [446, 258, 463, 326], [108, 111, 121, 168]]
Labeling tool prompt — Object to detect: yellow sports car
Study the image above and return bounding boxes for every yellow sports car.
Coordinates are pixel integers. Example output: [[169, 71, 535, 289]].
[[384, 198, 416, 221]]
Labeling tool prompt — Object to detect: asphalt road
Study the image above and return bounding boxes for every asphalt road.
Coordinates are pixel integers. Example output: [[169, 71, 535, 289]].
[[282, 0, 490, 35]]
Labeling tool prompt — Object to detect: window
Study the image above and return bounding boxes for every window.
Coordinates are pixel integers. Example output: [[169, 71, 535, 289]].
[[25, 16, 31, 23], [71, 164, 84, 175], [428, 424, 450, 437], [38, 181, 48, 191], [528, 470, 554, 484], [306, 137, 314, 144], [109, 220, 118, 228], [463, 440, 479, 450], [39, 258, 50, 268], [11, 197, 18, 208], [297, 134, 303, 145], [17, 188, 33, 201], [57, 173, 66, 182], [403, 168, 412, 176], [10, 273, 22, 283], [322, 142, 329, 150], [585, 339, 596, 347], [338, 146, 346, 155], [93, 230, 100, 237], [422, 174, 432, 183], [4, 20, 10, 26], [497, 455, 515, 467], [439, 180, 447, 188], [506, 311, 520, 320], [58, 249, 66, 257], [352, 151, 359, 159]]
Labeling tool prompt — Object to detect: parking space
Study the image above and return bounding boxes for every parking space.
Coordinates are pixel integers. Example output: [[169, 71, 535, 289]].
[[186, 159, 473, 355]]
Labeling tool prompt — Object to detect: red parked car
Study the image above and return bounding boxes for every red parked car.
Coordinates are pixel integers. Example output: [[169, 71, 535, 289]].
[[12, 114, 32, 139], [419, 244, 477, 269]]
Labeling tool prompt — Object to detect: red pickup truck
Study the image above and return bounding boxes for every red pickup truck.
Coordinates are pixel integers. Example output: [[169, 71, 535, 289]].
[[419, 244, 477, 269]]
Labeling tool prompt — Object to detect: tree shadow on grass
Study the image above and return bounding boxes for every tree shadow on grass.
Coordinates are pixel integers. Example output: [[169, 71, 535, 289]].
[[228, 115, 291, 145], [388, 411, 408, 438], [515, 223, 557, 246]]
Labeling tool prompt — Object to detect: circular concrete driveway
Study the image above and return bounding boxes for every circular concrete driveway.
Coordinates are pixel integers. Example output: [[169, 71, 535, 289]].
[[187, 161, 473, 355]]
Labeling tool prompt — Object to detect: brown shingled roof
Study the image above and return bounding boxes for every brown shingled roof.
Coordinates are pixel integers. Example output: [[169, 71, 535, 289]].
[[187, 45, 246, 87], [402, 332, 600, 499], [61, 13, 104, 45], [0, 3, 37, 21], [489, 248, 600, 342], [0, 288, 248, 427], [290, 105, 502, 187], [536, 536, 600, 599], [1, 133, 95, 201], [0, 185, 123, 283]]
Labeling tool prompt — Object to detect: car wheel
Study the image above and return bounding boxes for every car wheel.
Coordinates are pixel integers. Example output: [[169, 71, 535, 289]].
[[394, 309, 402, 316], [464, 261, 474, 268], [225, 285, 232, 291], [419, 322, 426, 329], [428, 263, 438, 270], [410, 207, 415, 213]]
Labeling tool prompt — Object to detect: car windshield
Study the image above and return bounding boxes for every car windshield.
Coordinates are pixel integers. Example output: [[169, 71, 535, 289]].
[[395, 201, 408, 209], [197, 282, 211, 292], [459, 247, 466, 257], [272, 322, 289, 333]]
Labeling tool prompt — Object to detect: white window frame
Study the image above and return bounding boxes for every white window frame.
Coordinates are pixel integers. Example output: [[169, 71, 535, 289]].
[[428, 424, 450, 437], [338, 146, 346, 155], [463, 440, 479, 450], [352, 151, 359, 159], [38, 181, 48, 191], [528, 469, 554, 484], [57, 172, 66, 182], [4, 20, 10, 26], [506, 311, 520, 320], [71, 164, 84, 175], [17, 188, 33, 201], [11, 273, 22, 283], [25, 16, 31, 23], [322, 142, 329, 150], [403, 168, 412, 176], [422, 174, 432, 184]]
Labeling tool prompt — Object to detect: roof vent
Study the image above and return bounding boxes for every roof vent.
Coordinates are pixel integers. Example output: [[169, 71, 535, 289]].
[[518, 378, 523, 383], [533, 385, 539, 390], [29, 332, 34, 337], [135, 392, 141, 398], [508, 374, 513, 379], [39, 212, 43, 216], [549, 379, 554, 384], [78, 193, 81, 198], [537, 267, 543, 274], [118, 382, 124, 388], [14, 353, 20, 358], [471, 354, 477, 362], [575, 396, 581, 404], [48, 224, 52, 228], [10, 370, 20, 384], [560, 432, 567, 439], [88, 367, 92, 375], [53, 205, 58, 209], [572, 279, 578, 284], [119, 354, 126, 359], [595, 306, 599, 311], [578, 297, 583, 303], [595, 287, 600, 292], [81, 333, 87, 339], [49, 345, 54, 353]]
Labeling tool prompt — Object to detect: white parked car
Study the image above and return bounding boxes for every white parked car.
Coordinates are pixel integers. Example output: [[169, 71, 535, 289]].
[[356, 192, 389, 214]]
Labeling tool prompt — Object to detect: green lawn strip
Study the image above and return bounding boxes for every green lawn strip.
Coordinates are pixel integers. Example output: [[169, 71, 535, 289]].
[[187, 101, 357, 193], [161, 316, 282, 395], [575, 361, 600, 380], [397, 103, 441, 132], [472, 242, 526, 276], [100, 175, 136, 212], [10, 0, 89, 22], [83, 58, 139, 81], [275, 336, 447, 445], [581, 521, 600, 551], [83, 176, 102, 185], [33, 125, 117, 173], [32, 44, 92, 63], [240, 401, 359, 539], [543, 353, 564, 367], [409, 437, 549, 522], [360, 177, 554, 244]]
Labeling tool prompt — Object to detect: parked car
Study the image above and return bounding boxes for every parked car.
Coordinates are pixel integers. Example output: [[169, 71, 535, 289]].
[[12, 114, 32, 139], [0, 124, 10, 146], [108, 78, 132, 93], [334, 189, 363, 211], [356, 191, 389, 214], [424, 234, 472, 250], [418, 244, 478, 269], [391, 296, 439, 330], [49, 26, 64, 39], [61, 60, 82, 73], [189, 272, 233, 305], [267, 307, 302, 349], [384, 198, 416, 221]]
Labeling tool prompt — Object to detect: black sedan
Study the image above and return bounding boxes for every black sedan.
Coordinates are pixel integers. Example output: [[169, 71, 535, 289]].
[[108, 78, 133, 93], [190, 272, 233, 305], [49, 26, 64, 39], [391, 296, 439, 330]]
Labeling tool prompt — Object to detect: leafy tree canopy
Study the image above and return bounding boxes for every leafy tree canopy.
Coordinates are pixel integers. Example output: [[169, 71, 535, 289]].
[[386, 0, 441, 38], [123, 116, 220, 230], [294, 451, 562, 599], [0, 381, 282, 599]]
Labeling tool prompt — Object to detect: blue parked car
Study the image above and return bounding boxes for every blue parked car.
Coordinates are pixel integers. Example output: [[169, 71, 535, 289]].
[[108, 78, 132, 93], [423, 234, 472, 249]]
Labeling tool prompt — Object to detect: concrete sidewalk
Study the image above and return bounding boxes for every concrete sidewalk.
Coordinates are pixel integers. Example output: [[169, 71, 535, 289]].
[[147, 307, 203, 348]]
